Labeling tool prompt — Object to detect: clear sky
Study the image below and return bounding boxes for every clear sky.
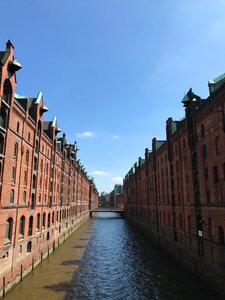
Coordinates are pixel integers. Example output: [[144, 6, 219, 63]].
[[2, 0, 225, 193]]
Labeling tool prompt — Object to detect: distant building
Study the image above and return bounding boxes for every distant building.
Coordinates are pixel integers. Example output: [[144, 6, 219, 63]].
[[110, 184, 123, 208]]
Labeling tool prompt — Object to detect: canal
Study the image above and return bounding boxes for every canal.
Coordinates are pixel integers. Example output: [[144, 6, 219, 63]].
[[5, 212, 220, 300]]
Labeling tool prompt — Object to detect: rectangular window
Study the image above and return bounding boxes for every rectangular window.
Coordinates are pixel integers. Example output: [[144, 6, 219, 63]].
[[204, 167, 208, 180], [208, 218, 214, 240], [12, 167, 16, 183], [188, 215, 191, 234], [202, 145, 207, 159], [213, 166, 219, 184]]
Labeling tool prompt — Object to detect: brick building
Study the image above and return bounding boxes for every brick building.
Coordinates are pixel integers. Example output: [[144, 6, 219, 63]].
[[0, 41, 99, 297], [109, 184, 124, 208], [123, 76, 225, 295]]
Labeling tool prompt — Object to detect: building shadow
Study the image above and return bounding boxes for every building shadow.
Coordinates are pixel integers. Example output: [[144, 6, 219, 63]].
[[44, 281, 73, 292], [74, 245, 86, 249], [61, 260, 82, 266]]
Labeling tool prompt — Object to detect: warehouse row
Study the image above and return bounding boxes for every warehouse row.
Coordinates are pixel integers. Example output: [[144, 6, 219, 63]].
[[0, 41, 99, 297], [124, 72, 225, 296]]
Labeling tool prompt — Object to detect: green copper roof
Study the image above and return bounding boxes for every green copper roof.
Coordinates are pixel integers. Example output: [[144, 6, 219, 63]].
[[208, 73, 225, 93], [181, 94, 190, 104], [115, 184, 123, 194], [139, 158, 145, 166], [172, 121, 177, 134], [156, 140, 165, 151]]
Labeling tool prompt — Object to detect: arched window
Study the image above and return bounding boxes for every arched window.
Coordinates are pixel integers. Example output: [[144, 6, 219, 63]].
[[16, 122, 20, 133], [197, 214, 203, 231], [19, 216, 25, 237], [0, 134, 4, 154], [223, 163, 225, 181], [52, 211, 55, 224], [5, 217, 13, 242], [28, 132, 30, 142], [12, 167, 16, 183], [14, 143, 18, 158], [2, 79, 12, 104], [10, 189, 14, 203], [188, 215, 191, 233], [0, 107, 7, 129], [207, 190, 211, 203], [213, 166, 219, 184], [22, 191, 26, 203], [28, 216, 33, 236], [32, 174, 36, 189], [37, 121, 42, 138], [48, 213, 51, 228], [31, 193, 35, 209], [202, 145, 207, 159], [200, 124, 205, 138], [215, 136, 220, 155], [208, 218, 214, 240], [43, 212, 46, 228], [39, 176, 42, 188], [27, 241, 32, 253], [34, 157, 37, 170], [25, 150, 29, 165], [24, 171, 27, 186], [35, 140, 39, 153], [36, 213, 40, 230], [218, 226, 224, 245]]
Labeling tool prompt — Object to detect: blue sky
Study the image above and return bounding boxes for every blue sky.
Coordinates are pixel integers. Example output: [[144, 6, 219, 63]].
[[2, 0, 225, 192]]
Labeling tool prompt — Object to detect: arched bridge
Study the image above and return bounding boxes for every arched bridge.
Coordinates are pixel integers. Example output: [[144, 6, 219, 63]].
[[90, 207, 124, 218]]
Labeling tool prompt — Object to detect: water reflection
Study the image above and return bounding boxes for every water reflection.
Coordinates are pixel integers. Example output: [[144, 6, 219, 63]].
[[67, 213, 219, 300]]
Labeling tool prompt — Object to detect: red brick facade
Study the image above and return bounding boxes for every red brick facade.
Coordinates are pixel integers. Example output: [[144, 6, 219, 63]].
[[0, 41, 98, 297], [124, 82, 225, 295]]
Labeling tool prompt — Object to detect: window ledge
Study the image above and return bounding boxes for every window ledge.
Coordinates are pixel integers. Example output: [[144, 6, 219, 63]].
[[2, 99, 11, 109], [4, 239, 12, 247]]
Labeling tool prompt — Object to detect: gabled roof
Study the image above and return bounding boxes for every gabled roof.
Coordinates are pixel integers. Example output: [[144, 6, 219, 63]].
[[139, 158, 145, 166], [156, 140, 165, 151], [172, 120, 177, 134], [14, 93, 36, 112], [181, 94, 190, 104], [43, 121, 51, 131], [34, 91, 43, 104], [208, 73, 225, 94]]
